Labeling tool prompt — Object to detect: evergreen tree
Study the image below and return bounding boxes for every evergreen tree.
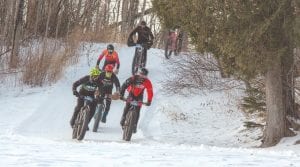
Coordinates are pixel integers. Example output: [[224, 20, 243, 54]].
[[153, 0, 299, 147]]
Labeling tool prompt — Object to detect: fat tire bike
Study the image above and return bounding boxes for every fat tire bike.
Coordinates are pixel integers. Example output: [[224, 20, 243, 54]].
[[131, 43, 148, 75], [165, 31, 183, 59], [121, 99, 146, 141], [72, 96, 94, 140], [92, 97, 110, 132]]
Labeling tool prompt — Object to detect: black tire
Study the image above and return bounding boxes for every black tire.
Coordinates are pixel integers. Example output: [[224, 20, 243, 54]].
[[77, 106, 90, 140], [72, 114, 81, 139], [123, 109, 137, 141], [164, 39, 172, 59], [92, 104, 103, 132], [176, 38, 183, 55], [131, 52, 140, 75]]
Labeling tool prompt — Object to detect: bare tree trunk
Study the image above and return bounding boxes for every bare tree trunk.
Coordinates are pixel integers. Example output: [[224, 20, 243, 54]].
[[10, 0, 24, 68], [114, 0, 121, 41], [34, 0, 41, 37], [76, 0, 82, 22], [262, 57, 286, 147], [140, 0, 147, 20], [95, 0, 101, 33], [121, 0, 129, 37], [5, 0, 17, 48]]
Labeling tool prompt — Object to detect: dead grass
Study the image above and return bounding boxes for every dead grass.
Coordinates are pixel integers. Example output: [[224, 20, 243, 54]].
[[3, 26, 124, 87]]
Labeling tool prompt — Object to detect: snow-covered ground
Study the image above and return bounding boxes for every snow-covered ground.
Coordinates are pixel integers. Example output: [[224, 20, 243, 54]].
[[1, 43, 300, 166]]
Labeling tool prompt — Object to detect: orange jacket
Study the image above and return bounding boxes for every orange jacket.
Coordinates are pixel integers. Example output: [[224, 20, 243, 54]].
[[96, 49, 120, 69]]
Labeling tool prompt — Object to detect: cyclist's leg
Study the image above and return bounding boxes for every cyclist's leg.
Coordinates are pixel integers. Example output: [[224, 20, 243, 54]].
[[88, 99, 97, 124], [132, 106, 141, 133], [101, 96, 112, 123], [70, 97, 84, 127]]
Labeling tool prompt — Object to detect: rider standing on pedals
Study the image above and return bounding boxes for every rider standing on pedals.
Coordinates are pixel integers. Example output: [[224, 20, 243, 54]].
[[119, 67, 153, 133], [127, 21, 154, 66], [96, 44, 120, 74], [70, 67, 101, 128], [97, 64, 121, 123]]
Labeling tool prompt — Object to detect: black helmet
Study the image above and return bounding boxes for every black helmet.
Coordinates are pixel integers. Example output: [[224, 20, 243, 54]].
[[138, 67, 148, 76], [140, 21, 146, 26], [107, 44, 114, 54], [107, 44, 114, 50]]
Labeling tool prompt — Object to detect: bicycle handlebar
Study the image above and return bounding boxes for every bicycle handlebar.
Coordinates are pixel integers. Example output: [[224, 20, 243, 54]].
[[79, 96, 110, 103], [120, 99, 147, 106]]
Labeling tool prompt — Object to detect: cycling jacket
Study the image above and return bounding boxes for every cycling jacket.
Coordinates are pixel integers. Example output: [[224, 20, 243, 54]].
[[120, 75, 153, 102], [96, 49, 120, 69]]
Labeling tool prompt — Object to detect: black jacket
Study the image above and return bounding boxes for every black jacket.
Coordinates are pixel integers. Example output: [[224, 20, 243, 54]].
[[98, 72, 120, 94], [72, 75, 100, 97], [129, 26, 154, 44]]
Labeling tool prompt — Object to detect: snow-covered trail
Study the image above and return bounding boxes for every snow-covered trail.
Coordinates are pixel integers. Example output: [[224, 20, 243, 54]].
[[1, 43, 300, 166]]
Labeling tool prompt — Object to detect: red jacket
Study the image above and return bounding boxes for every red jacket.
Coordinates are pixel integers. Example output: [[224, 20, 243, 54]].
[[96, 49, 120, 69], [120, 75, 153, 102]]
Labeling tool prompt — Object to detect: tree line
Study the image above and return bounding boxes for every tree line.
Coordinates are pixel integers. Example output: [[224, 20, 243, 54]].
[[0, 0, 158, 69], [152, 0, 300, 147]]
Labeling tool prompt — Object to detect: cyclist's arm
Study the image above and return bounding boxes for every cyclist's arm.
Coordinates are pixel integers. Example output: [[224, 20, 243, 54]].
[[144, 79, 153, 102], [149, 30, 154, 42], [115, 53, 120, 69], [120, 77, 133, 97], [96, 51, 106, 66], [129, 27, 138, 40], [72, 75, 89, 91]]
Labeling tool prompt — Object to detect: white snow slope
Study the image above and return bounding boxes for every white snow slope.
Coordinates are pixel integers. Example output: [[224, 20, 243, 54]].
[[1, 43, 300, 167]]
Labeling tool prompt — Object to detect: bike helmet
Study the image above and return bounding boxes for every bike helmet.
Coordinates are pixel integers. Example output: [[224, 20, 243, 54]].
[[107, 44, 114, 54], [105, 64, 114, 72], [90, 67, 101, 76], [138, 67, 148, 76], [140, 21, 146, 26]]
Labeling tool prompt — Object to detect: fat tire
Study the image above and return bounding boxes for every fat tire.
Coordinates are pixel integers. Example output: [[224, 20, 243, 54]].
[[131, 52, 140, 75], [123, 109, 137, 141], [165, 39, 172, 59], [77, 106, 90, 140], [72, 114, 81, 139], [92, 104, 103, 132]]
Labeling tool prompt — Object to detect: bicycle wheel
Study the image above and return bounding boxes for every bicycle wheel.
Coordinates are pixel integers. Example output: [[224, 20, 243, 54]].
[[176, 37, 183, 55], [123, 109, 137, 141], [164, 39, 172, 59], [77, 106, 90, 140], [92, 104, 103, 132], [141, 46, 147, 68], [131, 51, 140, 75], [72, 113, 81, 139]]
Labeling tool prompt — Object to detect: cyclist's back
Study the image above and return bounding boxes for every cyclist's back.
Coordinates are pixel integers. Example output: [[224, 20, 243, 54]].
[[128, 21, 154, 47]]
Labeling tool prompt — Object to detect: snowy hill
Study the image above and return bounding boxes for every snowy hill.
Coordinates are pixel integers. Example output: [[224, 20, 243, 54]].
[[1, 43, 300, 166]]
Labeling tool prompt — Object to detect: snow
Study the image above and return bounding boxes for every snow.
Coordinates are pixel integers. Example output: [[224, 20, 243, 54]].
[[1, 43, 300, 166]]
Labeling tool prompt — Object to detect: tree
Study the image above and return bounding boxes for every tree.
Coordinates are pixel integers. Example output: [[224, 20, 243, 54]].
[[10, 0, 24, 68], [152, 0, 299, 147]]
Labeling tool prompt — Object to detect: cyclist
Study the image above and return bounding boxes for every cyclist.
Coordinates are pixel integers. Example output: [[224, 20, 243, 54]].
[[127, 21, 154, 66], [70, 67, 101, 128], [97, 64, 121, 123], [167, 25, 183, 56], [119, 67, 153, 133], [96, 44, 120, 74]]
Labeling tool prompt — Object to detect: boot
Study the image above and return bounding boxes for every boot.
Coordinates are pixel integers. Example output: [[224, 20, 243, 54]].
[[120, 116, 125, 126], [70, 115, 76, 128], [133, 124, 137, 133]]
